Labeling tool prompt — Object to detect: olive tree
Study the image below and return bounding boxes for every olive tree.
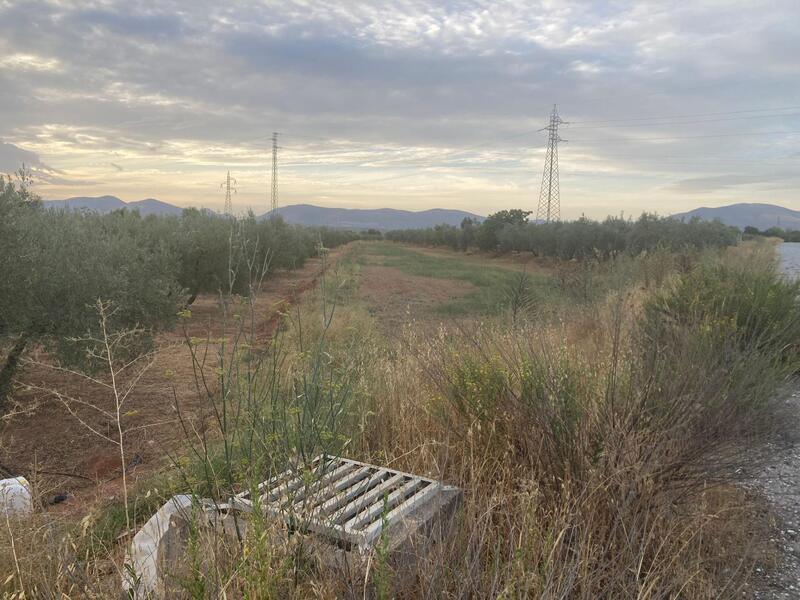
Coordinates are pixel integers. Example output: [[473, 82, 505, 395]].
[[0, 174, 183, 410]]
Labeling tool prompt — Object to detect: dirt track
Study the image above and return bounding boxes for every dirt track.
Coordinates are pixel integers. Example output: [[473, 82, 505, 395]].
[[0, 246, 348, 511]]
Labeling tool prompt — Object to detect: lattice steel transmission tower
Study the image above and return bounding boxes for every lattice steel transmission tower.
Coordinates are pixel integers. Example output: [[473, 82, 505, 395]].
[[221, 170, 236, 216], [536, 105, 566, 223], [270, 132, 279, 217]]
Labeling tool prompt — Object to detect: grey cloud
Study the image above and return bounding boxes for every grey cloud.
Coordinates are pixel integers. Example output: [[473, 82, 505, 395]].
[[0, 0, 798, 209], [35, 173, 98, 186], [68, 7, 187, 39], [671, 173, 792, 194], [0, 142, 46, 173]]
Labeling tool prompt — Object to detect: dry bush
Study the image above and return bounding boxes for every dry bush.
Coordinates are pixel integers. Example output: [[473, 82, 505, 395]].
[[350, 253, 795, 598]]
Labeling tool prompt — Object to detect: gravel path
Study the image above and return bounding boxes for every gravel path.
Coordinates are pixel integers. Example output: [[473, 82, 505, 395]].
[[752, 242, 800, 597], [751, 387, 800, 598]]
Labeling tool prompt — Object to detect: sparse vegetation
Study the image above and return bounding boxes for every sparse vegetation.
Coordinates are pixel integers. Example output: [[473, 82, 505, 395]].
[[353, 241, 557, 315], [1, 187, 797, 598]]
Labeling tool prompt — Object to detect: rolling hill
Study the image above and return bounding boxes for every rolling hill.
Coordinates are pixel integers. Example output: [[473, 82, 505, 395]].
[[43, 195, 185, 216], [42, 198, 482, 229], [672, 203, 800, 231], [263, 204, 483, 230]]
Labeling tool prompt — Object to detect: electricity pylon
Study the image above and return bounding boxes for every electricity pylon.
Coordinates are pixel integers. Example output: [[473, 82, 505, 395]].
[[221, 171, 236, 216], [270, 132, 279, 217], [536, 105, 566, 223]]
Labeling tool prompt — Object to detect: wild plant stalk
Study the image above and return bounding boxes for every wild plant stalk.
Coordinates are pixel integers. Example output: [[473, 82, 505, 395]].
[[21, 299, 158, 533], [161, 228, 366, 596], [173, 226, 350, 489], [174, 226, 270, 501], [504, 269, 536, 324], [4, 509, 24, 594]]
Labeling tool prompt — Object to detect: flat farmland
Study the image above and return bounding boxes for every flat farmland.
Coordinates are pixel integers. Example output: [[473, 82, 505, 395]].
[[349, 241, 557, 330]]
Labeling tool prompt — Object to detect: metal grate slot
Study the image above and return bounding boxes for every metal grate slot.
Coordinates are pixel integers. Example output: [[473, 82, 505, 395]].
[[282, 461, 357, 507], [240, 456, 452, 553], [360, 481, 440, 546], [263, 458, 341, 508], [313, 467, 375, 514], [343, 478, 422, 530], [232, 456, 328, 509], [335, 475, 406, 526]]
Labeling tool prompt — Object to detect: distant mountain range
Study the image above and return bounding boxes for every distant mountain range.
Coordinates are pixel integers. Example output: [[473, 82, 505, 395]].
[[42, 196, 484, 230], [47, 196, 799, 232], [672, 203, 800, 231], [43, 195, 185, 216], [267, 204, 483, 230]]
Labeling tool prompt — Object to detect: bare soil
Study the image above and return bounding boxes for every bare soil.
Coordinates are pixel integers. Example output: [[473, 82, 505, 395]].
[[0, 247, 348, 512], [358, 264, 475, 332]]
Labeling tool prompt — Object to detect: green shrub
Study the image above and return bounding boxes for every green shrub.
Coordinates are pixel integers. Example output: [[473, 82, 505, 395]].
[[519, 357, 584, 455], [644, 260, 800, 355], [447, 356, 508, 422]]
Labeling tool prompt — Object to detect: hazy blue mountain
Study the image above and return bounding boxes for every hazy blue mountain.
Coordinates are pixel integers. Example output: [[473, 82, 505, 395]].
[[43, 197, 480, 228], [672, 203, 800, 231], [126, 198, 184, 216], [44, 195, 127, 212], [43, 195, 185, 216], [263, 204, 484, 230]]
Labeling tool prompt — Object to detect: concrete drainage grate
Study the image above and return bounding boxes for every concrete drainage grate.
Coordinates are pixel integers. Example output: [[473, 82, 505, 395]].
[[124, 457, 461, 596], [230, 456, 455, 553]]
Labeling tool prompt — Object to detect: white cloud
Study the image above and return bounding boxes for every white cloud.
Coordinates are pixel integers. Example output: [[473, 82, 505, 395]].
[[0, 0, 798, 215], [0, 53, 60, 72]]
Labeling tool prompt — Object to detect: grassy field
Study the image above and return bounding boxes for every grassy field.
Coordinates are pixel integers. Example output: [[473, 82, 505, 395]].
[[353, 241, 557, 316], [2, 239, 798, 598]]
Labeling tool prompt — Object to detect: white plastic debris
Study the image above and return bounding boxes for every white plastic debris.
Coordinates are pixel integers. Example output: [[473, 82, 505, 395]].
[[0, 476, 33, 517]]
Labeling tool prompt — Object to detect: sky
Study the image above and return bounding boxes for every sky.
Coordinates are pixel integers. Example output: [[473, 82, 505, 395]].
[[0, 0, 799, 218]]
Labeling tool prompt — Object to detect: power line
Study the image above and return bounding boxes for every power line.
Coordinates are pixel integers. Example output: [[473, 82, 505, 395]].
[[278, 120, 800, 168], [186, 106, 800, 201], [573, 129, 800, 144], [566, 111, 800, 130], [236, 128, 800, 189], [568, 105, 800, 125], [536, 105, 565, 224], [230, 108, 800, 173]]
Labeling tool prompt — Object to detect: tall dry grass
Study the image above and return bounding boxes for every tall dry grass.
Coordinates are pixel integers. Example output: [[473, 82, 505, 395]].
[[1, 241, 797, 598], [348, 244, 797, 598]]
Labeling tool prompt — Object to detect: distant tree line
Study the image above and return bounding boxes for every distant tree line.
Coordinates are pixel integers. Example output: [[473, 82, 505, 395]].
[[385, 210, 741, 259], [743, 225, 800, 242], [0, 171, 358, 408]]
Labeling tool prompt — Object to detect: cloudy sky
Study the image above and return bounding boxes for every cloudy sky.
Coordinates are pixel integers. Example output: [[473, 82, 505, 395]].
[[1, 1, 799, 218]]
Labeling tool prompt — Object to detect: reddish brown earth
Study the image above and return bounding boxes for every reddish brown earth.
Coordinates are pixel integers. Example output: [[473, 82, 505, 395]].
[[0, 247, 348, 512], [358, 264, 475, 332]]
